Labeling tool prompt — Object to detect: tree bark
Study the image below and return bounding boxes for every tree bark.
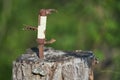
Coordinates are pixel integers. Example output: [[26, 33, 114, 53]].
[[12, 47, 98, 80]]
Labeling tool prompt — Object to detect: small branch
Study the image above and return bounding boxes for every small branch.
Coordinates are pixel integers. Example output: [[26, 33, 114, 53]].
[[23, 25, 37, 31], [45, 39, 56, 44]]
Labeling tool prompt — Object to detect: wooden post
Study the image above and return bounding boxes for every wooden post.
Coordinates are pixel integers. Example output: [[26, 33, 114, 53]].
[[12, 47, 98, 80]]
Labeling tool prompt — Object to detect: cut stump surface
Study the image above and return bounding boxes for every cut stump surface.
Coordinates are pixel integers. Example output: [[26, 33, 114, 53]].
[[12, 47, 98, 80]]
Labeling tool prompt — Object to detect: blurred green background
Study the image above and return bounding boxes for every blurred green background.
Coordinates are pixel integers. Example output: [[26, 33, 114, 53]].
[[0, 0, 120, 80]]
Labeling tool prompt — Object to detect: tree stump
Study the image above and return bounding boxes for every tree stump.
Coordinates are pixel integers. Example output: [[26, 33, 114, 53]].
[[12, 47, 98, 80]]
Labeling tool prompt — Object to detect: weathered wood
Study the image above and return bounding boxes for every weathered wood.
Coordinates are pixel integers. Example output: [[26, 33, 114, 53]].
[[12, 47, 98, 80]]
